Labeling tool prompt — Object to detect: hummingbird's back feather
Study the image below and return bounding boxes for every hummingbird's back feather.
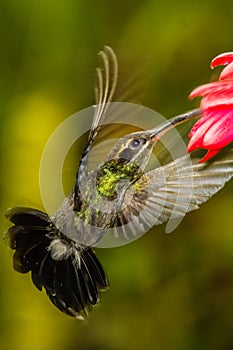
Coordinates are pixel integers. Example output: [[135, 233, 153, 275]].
[[5, 207, 108, 319]]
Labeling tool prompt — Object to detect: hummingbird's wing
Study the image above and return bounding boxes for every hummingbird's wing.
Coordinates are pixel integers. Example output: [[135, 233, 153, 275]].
[[74, 47, 118, 208], [91, 46, 118, 140], [75, 47, 118, 186], [108, 149, 233, 244], [84, 46, 118, 156]]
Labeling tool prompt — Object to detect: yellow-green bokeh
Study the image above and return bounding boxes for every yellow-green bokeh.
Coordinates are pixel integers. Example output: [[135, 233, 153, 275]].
[[1, 1, 233, 350]]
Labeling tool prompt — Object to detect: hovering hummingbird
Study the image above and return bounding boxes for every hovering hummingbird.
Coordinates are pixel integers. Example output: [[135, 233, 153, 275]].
[[5, 47, 233, 319]]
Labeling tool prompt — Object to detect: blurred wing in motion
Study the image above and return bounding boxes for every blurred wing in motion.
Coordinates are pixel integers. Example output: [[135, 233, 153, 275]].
[[82, 46, 118, 158], [91, 46, 118, 140], [75, 47, 118, 195], [100, 149, 233, 246]]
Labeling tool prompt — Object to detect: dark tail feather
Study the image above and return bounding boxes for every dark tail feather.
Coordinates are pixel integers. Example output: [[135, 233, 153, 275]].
[[5, 207, 108, 319]]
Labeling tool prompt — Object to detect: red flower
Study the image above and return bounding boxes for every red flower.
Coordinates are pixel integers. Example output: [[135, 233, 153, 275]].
[[187, 52, 233, 162]]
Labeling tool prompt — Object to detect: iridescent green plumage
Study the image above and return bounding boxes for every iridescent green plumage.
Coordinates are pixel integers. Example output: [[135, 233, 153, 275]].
[[96, 159, 140, 199]]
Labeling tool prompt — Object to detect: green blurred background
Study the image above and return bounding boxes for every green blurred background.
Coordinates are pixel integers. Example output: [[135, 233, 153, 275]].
[[1, 1, 233, 349]]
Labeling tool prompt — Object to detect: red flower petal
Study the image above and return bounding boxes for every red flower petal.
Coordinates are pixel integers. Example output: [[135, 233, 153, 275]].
[[199, 149, 220, 163], [219, 61, 233, 80], [201, 87, 233, 110], [210, 52, 233, 69], [188, 51, 233, 163], [189, 81, 232, 99], [189, 113, 217, 138], [202, 109, 233, 148], [187, 114, 217, 151]]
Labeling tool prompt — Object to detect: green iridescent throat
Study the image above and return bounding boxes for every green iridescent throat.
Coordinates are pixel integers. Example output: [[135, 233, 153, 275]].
[[96, 159, 140, 200]]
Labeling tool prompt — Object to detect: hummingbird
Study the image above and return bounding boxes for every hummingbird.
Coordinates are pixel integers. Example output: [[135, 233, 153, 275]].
[[5, 47, 233, 319]]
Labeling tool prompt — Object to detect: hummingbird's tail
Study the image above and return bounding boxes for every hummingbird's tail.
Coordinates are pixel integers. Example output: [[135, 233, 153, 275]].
[[5, 207, 108, 319]]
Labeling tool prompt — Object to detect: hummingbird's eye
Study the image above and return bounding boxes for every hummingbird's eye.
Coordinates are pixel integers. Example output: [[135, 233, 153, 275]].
[[119, 138, 146, 160], [129, 139, 141, 149]]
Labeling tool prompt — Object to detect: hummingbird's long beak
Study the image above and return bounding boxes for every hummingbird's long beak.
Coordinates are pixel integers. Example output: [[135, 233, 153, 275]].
[[149, 108, 202, 141]]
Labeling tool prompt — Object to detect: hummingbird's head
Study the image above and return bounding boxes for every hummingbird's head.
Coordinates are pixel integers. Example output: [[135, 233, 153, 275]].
[[105, 109, 201, 173], [107, 131, 153, 170], [93, 132, 153, 201], [94, 110, 201, 201]]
